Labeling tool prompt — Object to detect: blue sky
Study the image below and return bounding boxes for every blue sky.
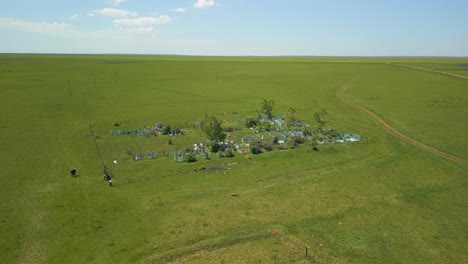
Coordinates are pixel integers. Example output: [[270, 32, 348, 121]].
[[0, 0, 467, 56]]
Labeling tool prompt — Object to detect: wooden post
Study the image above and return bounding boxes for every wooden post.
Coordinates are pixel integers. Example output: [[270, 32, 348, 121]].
[[306, 246, 308, 256]]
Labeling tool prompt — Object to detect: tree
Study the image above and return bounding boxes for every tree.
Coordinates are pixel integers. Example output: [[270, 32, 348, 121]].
[[313, 109, 328, 130], [261, 99, 275, 120], [201, 114, 226, 142], [287, 107, 297, 125], [288, 107, 296, 119]]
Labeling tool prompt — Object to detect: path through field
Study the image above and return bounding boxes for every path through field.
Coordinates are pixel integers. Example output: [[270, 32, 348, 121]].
[[339, 80, 468, 167], [388, 63, 468, 80]]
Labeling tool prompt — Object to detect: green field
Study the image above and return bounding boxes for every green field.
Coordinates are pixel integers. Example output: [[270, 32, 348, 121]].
[[1, 55, 467, 263]]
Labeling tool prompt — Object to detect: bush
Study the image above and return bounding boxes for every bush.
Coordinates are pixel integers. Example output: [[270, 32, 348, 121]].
[[162, 124, 172, 135], [245, 116, 259, 128], [303, 129, 313, 137], [210, 143, 221, 153], [218, 149, 235, 158], [259, 120, 272, 132], [294, 136, 306, 144], [250, 141, 263, 154], [272, 136, 279, 145], [184, 152, 197, 163], [290, 136, 305, 149], [225, 148, 235, 157], [263, 143, 273, 152]]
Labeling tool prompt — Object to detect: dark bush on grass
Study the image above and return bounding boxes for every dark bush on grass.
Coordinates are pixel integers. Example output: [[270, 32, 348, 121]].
[[184, 152, 197, 163], [250, 141, 263, 154], [245, 116, 259, 128], [263, 143, 273, 152], [162, 124, 172, 135], [294, 136, 306, 144], [211, 143, 221, 153]]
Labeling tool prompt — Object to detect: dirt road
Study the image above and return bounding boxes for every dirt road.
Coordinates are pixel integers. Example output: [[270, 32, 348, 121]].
[[389, 63, 468, 80], [339, 81, 468, 167]]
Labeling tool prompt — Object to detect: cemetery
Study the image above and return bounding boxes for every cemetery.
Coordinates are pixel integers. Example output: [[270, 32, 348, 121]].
[[107, 103, 361, 163]]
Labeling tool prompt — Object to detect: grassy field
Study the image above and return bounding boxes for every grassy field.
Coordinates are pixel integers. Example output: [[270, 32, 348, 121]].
[[0, 55, 467, 263]]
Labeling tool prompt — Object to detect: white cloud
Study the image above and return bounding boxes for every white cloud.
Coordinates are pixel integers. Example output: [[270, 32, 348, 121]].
[[0, 18, 72, 36], [69, 15, 79, 20], [111, 0, 128, 6], [113, 15, 171, 27], [92, 8, 138, 18], [0, 18, 212, 55], [193, 0, 215, 9], [171, 8, 187, 12]]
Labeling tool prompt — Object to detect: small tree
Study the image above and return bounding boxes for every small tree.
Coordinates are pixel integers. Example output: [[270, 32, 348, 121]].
[[313, 109, 328, 130], [261, 99, 275, 120], [288, 107, 296, 124], [202, 114, 226, 142]]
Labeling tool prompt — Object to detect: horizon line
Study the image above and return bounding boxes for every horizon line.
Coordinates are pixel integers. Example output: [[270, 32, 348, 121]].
[[0, 52, 467, 59]]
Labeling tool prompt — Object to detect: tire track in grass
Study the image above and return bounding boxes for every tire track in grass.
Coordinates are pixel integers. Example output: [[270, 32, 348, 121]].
[[339, 80, 468, 167], [388, 63, 468, 80]]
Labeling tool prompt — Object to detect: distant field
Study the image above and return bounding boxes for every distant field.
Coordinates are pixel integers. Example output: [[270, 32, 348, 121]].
[[0, 55, 467, 263], [395, 61, 468, 78], [348, 63, 468, 159]]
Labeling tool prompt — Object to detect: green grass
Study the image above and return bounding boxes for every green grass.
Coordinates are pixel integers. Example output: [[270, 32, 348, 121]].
[[0, 55, 467, 263], [348, 63, 468, 159]]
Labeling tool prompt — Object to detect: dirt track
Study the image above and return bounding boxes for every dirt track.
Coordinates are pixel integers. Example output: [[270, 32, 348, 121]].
[[340, 80, 468, 167], [389, 63, 468, 80]]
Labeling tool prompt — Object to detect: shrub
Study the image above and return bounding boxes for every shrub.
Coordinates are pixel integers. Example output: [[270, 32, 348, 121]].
[[202, 114, 226, 141], [303, 129, 313, 137], [263, 143, 273, 152], [272, 136, 279, 145], [289, 136, 305, 149], [225, 148, 235, 157], [210, 143, 221, 153], [162, 124, 172, 135], [245, 116, 259, 128], [294, 136, 306, 144], [184, 152, 197, 163], [259, 120, 272, 132], [218, 149, 235, 158], [250, 141, 263, 154]]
